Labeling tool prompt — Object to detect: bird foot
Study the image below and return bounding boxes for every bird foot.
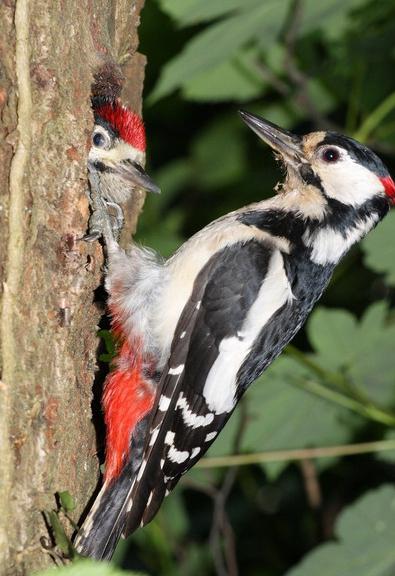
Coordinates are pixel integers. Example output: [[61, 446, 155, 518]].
[[84, 208, 116, 242], [104, 201, 125, 239]]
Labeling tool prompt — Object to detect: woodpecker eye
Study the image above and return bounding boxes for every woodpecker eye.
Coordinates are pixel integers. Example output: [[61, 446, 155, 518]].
[[93, 132, 107, 148], [321, 147, 340, 163]]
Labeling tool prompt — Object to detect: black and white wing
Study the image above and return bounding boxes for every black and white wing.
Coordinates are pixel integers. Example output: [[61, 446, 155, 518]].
[[124, 238, 294, 535]]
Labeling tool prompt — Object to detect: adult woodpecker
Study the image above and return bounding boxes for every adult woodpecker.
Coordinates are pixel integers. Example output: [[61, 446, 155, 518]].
[[75, 110, 395, 560], [86, 98, 160, 240]]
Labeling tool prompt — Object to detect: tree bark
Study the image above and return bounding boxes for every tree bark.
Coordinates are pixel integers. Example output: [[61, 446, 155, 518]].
[[0, 1, 146, 573]]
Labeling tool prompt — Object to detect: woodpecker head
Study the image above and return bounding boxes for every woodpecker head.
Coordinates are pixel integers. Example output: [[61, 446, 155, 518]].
[[239, 110, 395, 212], [88, 100, 160, 203]]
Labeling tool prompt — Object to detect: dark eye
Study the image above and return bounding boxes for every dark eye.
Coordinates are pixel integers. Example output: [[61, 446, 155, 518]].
[[321, 147, 340, 163], [93, 132, 106, 147]]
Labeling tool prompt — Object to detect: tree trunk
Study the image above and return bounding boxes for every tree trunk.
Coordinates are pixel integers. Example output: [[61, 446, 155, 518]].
[[0, 2, 146, 573]]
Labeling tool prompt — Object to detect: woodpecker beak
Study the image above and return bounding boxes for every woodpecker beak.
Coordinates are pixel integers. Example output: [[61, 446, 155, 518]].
[[89, 158, 161, 194], [114, 160, 161, 194], [239, 110, 305, 167]]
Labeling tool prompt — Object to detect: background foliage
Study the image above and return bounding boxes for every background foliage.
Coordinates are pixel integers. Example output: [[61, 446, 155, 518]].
[[39, 0, 395, 574]]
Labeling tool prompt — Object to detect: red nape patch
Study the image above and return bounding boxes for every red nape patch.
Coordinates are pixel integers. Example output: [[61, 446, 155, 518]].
[[95, 101, 146, 151], [380, 176, 395, 204], [103, 342, 154, 482]]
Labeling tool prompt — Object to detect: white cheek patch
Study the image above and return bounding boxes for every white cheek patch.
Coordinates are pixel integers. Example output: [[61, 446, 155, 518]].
[[88, 141, 144, 165], [317, 156, 383, 207]]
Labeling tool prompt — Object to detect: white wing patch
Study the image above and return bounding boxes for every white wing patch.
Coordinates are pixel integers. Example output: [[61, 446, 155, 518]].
[[149, 427, 160, 446], [176, 393, 215, 428], [205, 431, 217, 442], [165, 431, 175, 445], [202, 250, 293, 414], [137, 459, 147, 481], [158, 395, 171, 411], [168, 364, 184, 375], [168, 445, 189, 464]]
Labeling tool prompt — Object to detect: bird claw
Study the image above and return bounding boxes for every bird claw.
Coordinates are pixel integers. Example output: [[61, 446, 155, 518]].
[[86, 204, 123, 243], [104, 201, 125, 239], [84, 209, 111, 242]]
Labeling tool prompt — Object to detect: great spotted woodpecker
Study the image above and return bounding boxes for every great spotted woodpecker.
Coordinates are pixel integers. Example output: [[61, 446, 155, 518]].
[[75, 109, 395, 560], [86, 99, 160, 241]]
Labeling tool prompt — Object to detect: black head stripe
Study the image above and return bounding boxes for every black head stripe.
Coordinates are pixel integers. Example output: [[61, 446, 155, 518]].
[[92, 160, 109, 173], [321, 132, 390, 177], [238, 209, 307, 244], [298, 163, 324, 191]]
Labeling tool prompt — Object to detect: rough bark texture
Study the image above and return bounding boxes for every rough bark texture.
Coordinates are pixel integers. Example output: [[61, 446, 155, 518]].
[[0, 1, 146, 574]]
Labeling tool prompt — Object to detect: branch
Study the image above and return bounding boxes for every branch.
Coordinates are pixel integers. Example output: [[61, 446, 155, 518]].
[[197, 439, 395, 469], [208, 401, 248, 576], [285, 346, 395, 427]]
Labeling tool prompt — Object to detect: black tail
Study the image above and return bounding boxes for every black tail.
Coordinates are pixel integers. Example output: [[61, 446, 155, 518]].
[[74, 418, 149, 560], [74, 458, 136, 560]]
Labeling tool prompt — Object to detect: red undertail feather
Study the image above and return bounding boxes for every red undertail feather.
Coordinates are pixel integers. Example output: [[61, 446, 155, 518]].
[[380, 176, 395, 203], [95, 100, 146, 152], [103, 340, 154, 482]]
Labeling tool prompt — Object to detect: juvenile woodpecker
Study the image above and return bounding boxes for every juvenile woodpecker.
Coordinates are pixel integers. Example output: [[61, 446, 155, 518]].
[[76, 110, 395, 560], [87, 99, 160, 240]]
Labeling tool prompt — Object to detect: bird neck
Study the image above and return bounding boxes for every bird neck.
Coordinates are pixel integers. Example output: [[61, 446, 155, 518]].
[[240, 190, 388, 267], [300, 195, 389, 266]]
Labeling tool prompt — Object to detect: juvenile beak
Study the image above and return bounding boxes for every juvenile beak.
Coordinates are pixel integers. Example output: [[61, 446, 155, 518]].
[[239, 110, 305, 166], [113, 160, 161, 194]]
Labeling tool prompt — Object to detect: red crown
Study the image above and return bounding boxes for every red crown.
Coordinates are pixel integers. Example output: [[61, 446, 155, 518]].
[[95, 101, 146, 152], [380, 176, 395, 204]]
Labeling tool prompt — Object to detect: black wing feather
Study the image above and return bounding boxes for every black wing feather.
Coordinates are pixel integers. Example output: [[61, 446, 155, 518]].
[[124, 240, 273, 535]]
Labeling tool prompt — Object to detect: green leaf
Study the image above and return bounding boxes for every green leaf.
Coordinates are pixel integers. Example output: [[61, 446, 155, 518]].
[[135, 160, 190, 257], [377, 430, 395, 465], [150, 1, 288, 102], [183, 49, 264, 102], [47, 510, 72, 556], [306, 79, 336, 114], [362, 210, 395, 285], [204, 356, 360, 479], [158, 0, 259, 27], [241, 358, 361, 478], [159, 490, 189, 539], [307, 308, 358, 369], [285, 485, 395, 576], [191, 116, 246, 189], [36, 558, 146, 576], [58, 491, 76, 513], [300, 0, 370, 39], [98, 329, 117, 363], [307, 304, 395, 407]]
